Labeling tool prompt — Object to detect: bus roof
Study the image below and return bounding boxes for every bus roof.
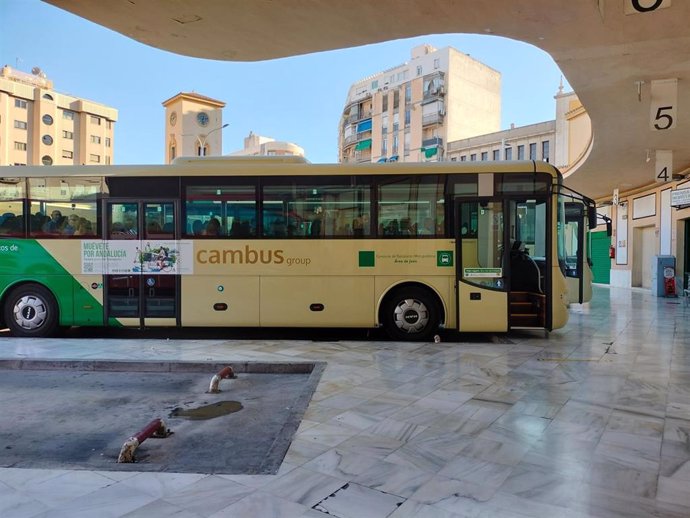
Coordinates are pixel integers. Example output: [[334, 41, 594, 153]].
[[1, 157, 561, 180]]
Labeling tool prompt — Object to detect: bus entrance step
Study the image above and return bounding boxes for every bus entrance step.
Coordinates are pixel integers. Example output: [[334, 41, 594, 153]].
[[510, 314, 540, 327]]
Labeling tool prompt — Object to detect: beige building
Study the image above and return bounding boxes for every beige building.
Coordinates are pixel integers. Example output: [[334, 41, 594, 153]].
[[339, 44, 500, 164], [162, 92, 226, 163], [0, 65, 117, 166], [447, 120, 555, 164], [446, 86, 589, 168], [230, 131, 305, 158]]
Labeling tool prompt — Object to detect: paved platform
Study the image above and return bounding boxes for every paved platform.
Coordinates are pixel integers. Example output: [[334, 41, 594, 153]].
[[0, 285, 688, 517], [0, 360, 323, 475]]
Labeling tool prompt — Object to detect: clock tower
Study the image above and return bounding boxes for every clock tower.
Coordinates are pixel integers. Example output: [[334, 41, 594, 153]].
[[162, 92, 226, 163]]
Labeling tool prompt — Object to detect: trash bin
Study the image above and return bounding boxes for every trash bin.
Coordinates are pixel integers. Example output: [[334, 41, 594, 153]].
[[652, 256, 675, 297]]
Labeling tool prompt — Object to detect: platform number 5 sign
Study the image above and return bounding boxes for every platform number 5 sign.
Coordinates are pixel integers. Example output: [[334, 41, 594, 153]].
[[650, 79, 677, 131]]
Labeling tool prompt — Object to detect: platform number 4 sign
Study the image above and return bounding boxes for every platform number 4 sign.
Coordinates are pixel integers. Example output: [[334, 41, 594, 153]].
[[656, 150, 673, 183], [650, 79, 677, 131]]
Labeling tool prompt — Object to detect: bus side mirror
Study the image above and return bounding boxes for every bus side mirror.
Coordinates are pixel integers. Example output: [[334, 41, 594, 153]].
[[606, 220, 612, 236], [588, 206, 598, 230]]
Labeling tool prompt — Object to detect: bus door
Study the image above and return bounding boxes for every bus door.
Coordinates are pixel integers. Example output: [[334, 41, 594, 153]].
[[558, 187, 596, 304], [506, 198, 549, 328], [104, 200, 179, 328], [456, 199, 509, 332]]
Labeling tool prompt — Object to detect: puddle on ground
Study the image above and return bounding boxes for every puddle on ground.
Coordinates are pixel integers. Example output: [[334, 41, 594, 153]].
[[169, 401, 243, 420]]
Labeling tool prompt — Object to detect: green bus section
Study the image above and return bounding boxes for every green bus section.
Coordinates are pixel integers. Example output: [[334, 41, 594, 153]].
[[590, 231, 611, 284], [0, 239, 106, 326]]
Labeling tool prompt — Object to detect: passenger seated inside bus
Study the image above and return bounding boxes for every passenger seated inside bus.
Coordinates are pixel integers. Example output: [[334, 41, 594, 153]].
[[510, 240, 543, 293], [43, 210, 63, 233], [147, 221, 162, 233], [203, 217, 222, 236], [191, 219, 204, 236], [111, 222, 124, 234], [400, 218, 414, 236], [352, 217, 363, 237], [111, 221, 136, 238], [382, 219, 400, 236], [0, 214, 22, 236], [230, 219, 253, 237], [74, 218, 94, 236], [123, 216, 137, 236], [62, 214, 80, 235]]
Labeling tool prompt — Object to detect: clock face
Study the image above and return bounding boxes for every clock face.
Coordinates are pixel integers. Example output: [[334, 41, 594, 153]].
[[170, 111, 177, 126], [197, 112, 209, 127]]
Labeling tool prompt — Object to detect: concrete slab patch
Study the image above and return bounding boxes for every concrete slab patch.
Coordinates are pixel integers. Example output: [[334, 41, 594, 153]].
[[313, 482, 405, 517], [0, 359, 324, 474]]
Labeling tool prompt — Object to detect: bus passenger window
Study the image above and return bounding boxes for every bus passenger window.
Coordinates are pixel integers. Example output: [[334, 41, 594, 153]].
[[262, 178, 370, 239], [378, 175, 443, 238], [184, 184, 256, 239]]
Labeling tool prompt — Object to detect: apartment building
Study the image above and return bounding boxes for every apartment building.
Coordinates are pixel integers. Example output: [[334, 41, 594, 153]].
[[339, 44, 500, 164], [0, 65, 117, 166], [230, 131, 305, 158]]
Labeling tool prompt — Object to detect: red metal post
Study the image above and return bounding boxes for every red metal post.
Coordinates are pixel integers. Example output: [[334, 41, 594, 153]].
[[117, 418, 168, 463], [208, 365, 235, 393]]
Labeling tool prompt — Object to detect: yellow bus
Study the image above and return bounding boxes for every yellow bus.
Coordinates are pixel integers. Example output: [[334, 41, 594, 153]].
[[0, 156, 595, 339]]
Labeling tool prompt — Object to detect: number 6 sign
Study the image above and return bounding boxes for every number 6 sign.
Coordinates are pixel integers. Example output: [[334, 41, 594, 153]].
[[625, 0, 672, 15]]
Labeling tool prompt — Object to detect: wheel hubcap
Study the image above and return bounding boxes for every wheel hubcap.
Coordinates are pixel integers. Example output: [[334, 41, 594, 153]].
[[13, 295, 48, 330], [393, 298, 429, 333]]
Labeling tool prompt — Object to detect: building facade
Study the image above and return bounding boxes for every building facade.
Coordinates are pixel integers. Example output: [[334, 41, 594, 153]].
[[162, 92, 226, 163], [339, 44, 500, 164], [446, 120, 555, 164], [0, 65, 117, 166], [229, 131, 305, 158], [446, 87, 589, 168]]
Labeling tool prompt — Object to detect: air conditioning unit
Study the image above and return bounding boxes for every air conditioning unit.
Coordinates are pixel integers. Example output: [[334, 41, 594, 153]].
[[439, 108, 446, 116]]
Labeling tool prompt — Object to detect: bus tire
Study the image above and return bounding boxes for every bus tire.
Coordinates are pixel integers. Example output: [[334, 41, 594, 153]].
[[3, 284, 59, 338], [381, 286, 440, 341]]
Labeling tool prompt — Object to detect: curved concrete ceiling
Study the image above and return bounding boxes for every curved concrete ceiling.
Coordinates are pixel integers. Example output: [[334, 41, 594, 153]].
[[45, 0, 690, 199]]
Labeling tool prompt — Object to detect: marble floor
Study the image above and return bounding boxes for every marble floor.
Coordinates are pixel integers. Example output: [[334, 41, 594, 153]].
[[0, 285, 688, 518]]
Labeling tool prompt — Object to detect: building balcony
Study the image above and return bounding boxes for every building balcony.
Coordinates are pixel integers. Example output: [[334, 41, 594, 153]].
[[422, 136, 443, 148], [422, 88, 445, 104], [422, 111, 445, 126], [344, 110, 373, 125], [343, 130, 372, 147]]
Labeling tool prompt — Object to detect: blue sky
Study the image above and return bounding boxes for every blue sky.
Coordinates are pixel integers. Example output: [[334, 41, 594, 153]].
[[2, 0, 571, 165]]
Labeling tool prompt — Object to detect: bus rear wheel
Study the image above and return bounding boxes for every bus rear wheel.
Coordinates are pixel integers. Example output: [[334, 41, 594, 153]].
[[3, 284, 59, 338], [382, 286, 440, 341]]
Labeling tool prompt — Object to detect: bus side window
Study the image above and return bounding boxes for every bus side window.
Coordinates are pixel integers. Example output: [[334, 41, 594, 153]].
[[0, 212, 24, 236]]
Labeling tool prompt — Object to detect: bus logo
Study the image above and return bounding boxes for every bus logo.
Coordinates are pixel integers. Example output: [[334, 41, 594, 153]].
[[437, 251, 453, 267]]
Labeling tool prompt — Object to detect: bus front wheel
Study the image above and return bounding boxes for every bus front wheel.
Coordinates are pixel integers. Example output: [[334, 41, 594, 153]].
[[3, 284, 59, 338], [382, 287, 440, 341]]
